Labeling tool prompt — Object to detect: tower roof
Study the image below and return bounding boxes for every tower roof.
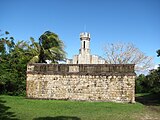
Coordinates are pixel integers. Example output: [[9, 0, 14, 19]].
[[80, 32, 90, 40]]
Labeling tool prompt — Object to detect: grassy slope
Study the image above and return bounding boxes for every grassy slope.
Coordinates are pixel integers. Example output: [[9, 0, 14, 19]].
[[0, 95, 159, 120]]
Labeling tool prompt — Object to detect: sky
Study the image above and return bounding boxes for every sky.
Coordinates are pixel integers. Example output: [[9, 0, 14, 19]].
[[1, 0, 160, 68]]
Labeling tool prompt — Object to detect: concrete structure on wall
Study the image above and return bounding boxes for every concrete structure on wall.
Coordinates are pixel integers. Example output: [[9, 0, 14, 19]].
[[66, 32, 105, 64], [26, 64, 136, 103]]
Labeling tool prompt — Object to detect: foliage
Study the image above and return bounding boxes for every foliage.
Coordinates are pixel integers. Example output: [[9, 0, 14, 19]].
[[38, 31, 66, 63], [136, 49, 160, 94], [146, 68, 160, 93], [135, 74, 146, 93], [0, 31, 14, 55], [136, 71, 160, 94], [103, 42, 153, 73], [136, 70, 160, 94], [0, 31, 32, 95], [0, 30, 66, 96], [26, 37, 41, 63]]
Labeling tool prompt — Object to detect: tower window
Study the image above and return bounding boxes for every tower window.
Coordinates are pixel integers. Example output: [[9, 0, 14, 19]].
[[83, 41, 85, 49]]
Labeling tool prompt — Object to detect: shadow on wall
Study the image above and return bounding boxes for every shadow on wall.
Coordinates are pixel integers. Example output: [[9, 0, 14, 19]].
[[0, 97, 19, 120], [33, 116, 81, 120]]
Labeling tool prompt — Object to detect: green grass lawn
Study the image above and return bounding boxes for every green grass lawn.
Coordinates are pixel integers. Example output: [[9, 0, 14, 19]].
[[0, 94, 160, 120]]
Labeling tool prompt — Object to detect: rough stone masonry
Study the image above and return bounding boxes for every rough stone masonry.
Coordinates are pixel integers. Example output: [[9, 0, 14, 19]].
[[26, 64, 136, 103]]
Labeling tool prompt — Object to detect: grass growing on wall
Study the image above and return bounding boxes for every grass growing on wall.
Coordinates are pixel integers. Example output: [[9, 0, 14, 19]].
[[0, 94, 159, 120]]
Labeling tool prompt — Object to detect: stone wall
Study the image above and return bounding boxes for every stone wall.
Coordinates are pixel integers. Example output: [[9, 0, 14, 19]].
[[26, 64, 136, 103]]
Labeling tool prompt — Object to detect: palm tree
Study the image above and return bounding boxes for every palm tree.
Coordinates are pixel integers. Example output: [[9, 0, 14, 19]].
[[27, 37, 41, 63], [38, 31, 66, 63], [27, 31, 66, 63]]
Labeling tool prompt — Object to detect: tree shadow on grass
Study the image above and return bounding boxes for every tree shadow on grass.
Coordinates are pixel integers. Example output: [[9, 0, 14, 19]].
[[0, 96, 19, 120], [136, 93, 160, 113], [33, 116, 81, 120], [136, 93, 160, 106]]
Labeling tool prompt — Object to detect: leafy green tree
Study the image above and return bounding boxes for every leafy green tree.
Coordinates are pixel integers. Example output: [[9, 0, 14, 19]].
[[38, 31, 66, 63], [135, 74, 146, 93], [0, 40, 32, 95], [0, 31, 14, 57], [0, 31, 32, 95], [0, 30, 66, 95], [145, 68, 160, 93], [0, 31, 15, 94], [146, 49, 160, 93], [26, 37, 41, 63], [27, 31, 66, 63], [8, 41, 33, 95], [136, 49, 160, 94]]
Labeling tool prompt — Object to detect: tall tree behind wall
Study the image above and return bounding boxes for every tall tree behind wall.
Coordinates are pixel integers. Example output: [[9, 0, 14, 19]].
[[0, 30, 67, 95], [38, 31, 66, 63], [0, 30, 33, 95], [136, 50, 160, 93], [103, 42, 153, 73]]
